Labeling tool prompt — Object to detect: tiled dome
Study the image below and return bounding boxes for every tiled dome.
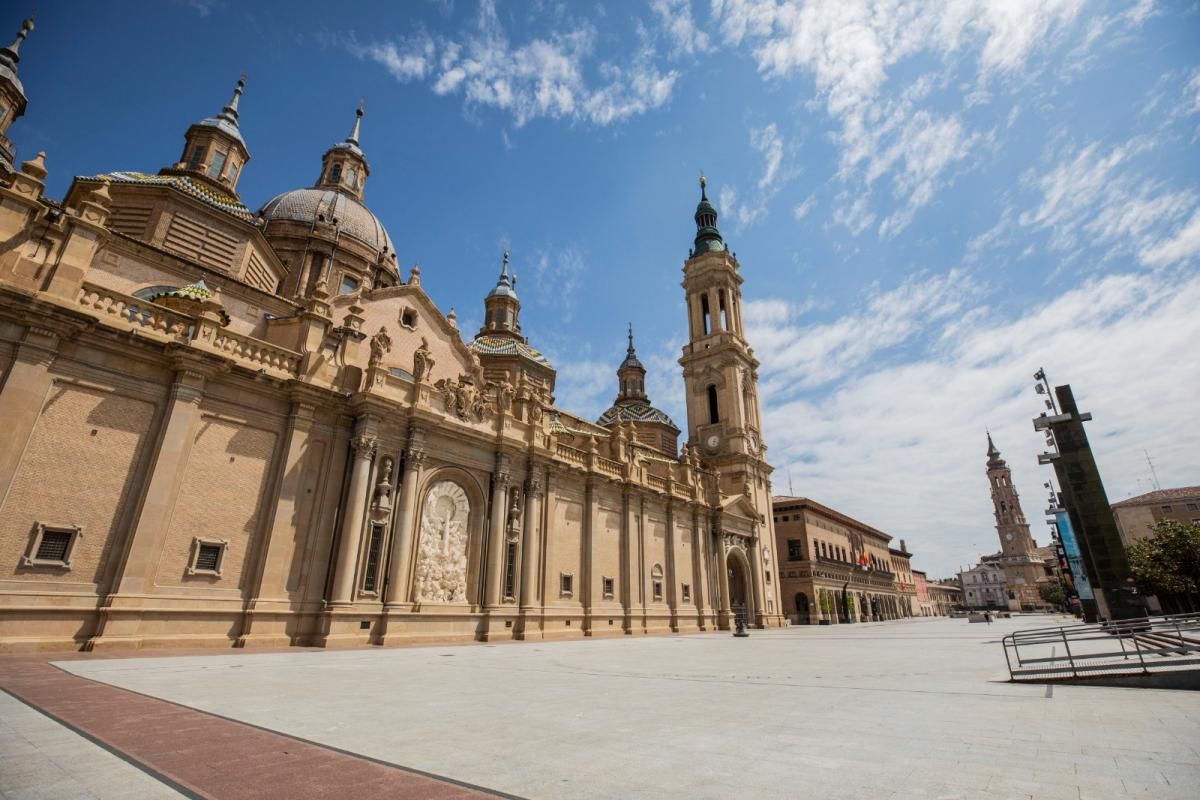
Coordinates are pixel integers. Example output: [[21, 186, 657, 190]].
[[596, 401, 679, 431], [259, 188, 394, 260]]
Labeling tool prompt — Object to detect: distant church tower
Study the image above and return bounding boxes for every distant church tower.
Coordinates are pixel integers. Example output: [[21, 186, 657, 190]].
[[985, 433, 1049, 609], [679, 176, 781, 627]]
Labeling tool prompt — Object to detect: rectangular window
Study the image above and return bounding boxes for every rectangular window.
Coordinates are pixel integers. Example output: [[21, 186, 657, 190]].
[[207, 150, 227, 179], [187, 145, 206, 167], [1187, 503, 1198, 512], [560, 573, 573, 597], [361, 523, 384, 594], [787, 539, 803, 561], [765, 570, 772, 584], [602, 576, 614, 598], [23, 524, 81, 569], [681, 583, 691, 602], [653, 580, 663, 601], [503, 542, 518, 600], [1162, 505, 1173, 513], [36, 531, 72, 562], [187, 538, 228, 576]]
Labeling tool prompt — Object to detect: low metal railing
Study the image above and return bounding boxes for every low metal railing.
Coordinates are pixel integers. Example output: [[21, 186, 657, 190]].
[[1001, 612, 1200, 681]]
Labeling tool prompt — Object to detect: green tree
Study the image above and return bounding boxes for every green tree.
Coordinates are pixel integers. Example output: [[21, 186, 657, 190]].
[[1127, 520, 1200, 602], [1039, 581, 1065, 609]]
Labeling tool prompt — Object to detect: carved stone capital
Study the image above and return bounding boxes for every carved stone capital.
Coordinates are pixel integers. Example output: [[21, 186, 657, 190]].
[[350, 435, 378, 459], [405, 446, 427, 469], [526, 475, 544, 498]]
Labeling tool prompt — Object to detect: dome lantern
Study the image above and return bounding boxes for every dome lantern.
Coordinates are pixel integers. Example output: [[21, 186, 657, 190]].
[[166, 74, 251, 194], [478, 249, 522, 339], [315, 100, 370, 202], [692, 173, 725, 255]]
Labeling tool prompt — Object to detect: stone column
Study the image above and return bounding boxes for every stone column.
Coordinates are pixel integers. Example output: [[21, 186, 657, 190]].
[[716, 532, 731, 624], [581, 476, 594, 633], [691, 507, 708, 626], [518, 470, 544, 609], [384, 432, 426, 607], [664, 499, 678, 630], [484, 457, 511, 607], [750, 536, 767, 626], [621, 487, 637, 633], [111, 363, 207, 596], [0, 326, 60, 507], [329, 422, 377, 606]]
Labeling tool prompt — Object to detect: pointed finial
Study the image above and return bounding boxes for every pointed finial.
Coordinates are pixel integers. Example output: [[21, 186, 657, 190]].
[[627, 322, 635, 354], [501, 248, 510, 277], [221, 73, 246, 121], [347, 98, 365, 144], [3, 16, 33, 60], [699, 171, 707, 201]]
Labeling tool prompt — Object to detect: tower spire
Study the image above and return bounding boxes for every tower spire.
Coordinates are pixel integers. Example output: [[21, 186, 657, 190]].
[[1, 15, 33, 60], [215, 73, 246, 129], [347, 99, 364, 145], [692, 174, 725, 255], [627, 322, 635, 356]]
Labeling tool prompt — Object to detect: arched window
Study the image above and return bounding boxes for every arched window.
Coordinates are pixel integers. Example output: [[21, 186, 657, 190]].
[[651, 564, 664, 601], [329, 163, 342, 183], [700, 293, 711, 335], [719, 290, 729, 330], [707, 384, 719, 424]]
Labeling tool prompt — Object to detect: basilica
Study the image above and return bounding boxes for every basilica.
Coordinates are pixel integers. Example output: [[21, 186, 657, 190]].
[[0, 18, 784, 651]]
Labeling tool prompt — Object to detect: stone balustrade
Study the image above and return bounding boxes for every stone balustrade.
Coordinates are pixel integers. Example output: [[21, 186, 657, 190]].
[[202, 327, 301, 377], [77, 283, 191, 339]]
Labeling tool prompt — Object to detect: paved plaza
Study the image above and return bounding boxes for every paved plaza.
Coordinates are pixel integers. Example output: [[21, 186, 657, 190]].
[[3, 616, 1199, 799]]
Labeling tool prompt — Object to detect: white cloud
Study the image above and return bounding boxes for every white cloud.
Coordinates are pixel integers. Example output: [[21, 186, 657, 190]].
[[745, 269, 978, 397], [348, 0, 678, 126], [717, 123, 793, 233], [754, 267, 1200, 578], [1011, 137, 1200, 267], [529, 246, 588, 321], [793, 194, 817, 220], [651, 0, 711, 56], [711, 0, 1093, 236]]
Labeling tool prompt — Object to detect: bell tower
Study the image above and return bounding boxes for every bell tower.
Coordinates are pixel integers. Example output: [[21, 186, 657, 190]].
[[679, 176, 764, 468], [986, 433, 1036, 556]]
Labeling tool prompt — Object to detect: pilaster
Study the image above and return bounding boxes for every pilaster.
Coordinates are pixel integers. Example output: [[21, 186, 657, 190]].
[[0, 325, 60, 509]]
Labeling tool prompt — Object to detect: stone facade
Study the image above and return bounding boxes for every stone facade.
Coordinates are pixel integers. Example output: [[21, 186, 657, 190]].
[[928, 580, 962, 615], [0, 49, 784, 651], [772, 496, 916, 624], [1111, 486, 1200, 547]]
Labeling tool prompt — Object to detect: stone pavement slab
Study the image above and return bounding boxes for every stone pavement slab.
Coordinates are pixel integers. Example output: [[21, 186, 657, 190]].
[[45, 616, 1200, 799], [0, 655, 505, 799], [0, 690, 186, 800]]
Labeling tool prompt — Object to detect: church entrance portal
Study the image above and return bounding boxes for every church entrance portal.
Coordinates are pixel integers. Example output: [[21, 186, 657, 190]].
[[727, 550, 754, 629]]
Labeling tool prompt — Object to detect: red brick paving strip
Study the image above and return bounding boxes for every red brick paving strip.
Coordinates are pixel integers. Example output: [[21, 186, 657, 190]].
[[0, 655, 509, 800]]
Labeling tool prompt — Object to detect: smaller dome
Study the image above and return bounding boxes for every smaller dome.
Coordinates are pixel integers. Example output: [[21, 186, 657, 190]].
[[259, 188, 394, 259], [597, 401, 679, 431], [468, 334, 551, 367]]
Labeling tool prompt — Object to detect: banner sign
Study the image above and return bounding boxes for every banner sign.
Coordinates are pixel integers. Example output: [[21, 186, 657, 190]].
[[1056, 511, 1094, 600]]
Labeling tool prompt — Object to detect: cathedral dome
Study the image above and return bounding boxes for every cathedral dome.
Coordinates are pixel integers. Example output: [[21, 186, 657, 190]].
[[258, 187, 395, 260], [596, 401, 679, 431]]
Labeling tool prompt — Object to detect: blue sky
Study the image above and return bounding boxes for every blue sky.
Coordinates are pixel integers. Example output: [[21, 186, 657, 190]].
[[13, 0, 1199, 577]]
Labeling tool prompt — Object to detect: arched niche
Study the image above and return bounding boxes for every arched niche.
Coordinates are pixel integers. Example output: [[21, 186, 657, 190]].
[[411, 467, 487, 606]]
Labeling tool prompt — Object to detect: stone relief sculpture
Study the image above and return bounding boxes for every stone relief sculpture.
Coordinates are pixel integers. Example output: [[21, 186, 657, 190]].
[[413, 480, 470, 603], [413, 337, 434, 382], [434, 375, 488, 422], [369, 326, 392, 367]]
